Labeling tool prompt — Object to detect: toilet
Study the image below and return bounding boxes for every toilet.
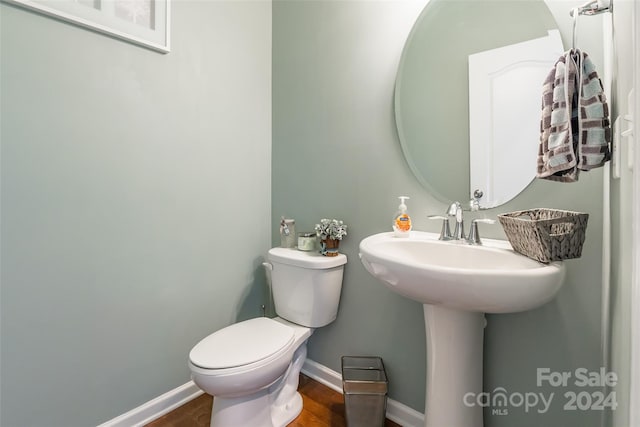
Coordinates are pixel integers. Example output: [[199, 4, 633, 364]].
[[188, 247, 347, 427]]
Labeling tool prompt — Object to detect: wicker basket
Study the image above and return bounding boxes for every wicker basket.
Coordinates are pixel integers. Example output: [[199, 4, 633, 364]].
[[497, 209, 589, 263]]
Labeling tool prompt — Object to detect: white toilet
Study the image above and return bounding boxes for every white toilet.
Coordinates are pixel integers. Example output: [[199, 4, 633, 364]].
[[188, 247, 347, 427]]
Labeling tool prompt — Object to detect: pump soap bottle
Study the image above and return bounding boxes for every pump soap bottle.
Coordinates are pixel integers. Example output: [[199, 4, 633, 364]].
[[392, 196, 412, 237]]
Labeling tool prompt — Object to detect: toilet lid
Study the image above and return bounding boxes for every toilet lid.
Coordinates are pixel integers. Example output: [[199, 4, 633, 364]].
[[189, 317, 295, 369]]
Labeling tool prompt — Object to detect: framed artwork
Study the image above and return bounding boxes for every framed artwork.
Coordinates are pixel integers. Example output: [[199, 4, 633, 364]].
[[3, 0, 170, 53]]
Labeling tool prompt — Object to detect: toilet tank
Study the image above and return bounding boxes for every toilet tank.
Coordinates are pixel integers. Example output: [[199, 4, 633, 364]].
[[267, 248, 347, 328]]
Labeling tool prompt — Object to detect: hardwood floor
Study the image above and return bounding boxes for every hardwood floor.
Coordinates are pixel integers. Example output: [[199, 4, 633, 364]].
[[145, 374, 401, 427]]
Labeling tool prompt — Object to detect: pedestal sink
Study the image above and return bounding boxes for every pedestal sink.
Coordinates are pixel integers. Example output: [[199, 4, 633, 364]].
[[359, 231, 565, 427]]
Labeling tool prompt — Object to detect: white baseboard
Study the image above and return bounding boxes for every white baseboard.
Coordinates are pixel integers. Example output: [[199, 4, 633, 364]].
[[302, 359, 425, 427], [95, 381, 204, 427], [98, 358, 425, 427], [301, 358, 344, 393]]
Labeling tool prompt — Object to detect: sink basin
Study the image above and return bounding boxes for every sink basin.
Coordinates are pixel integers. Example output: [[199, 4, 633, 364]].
[[359, 231, 565, 313], [359, 231, 566, 427]]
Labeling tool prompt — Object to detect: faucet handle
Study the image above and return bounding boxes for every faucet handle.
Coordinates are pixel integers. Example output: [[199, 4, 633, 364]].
[[467, 218, 496, 245], [428, 215, 452, 240], [473, 218, 495, 224]]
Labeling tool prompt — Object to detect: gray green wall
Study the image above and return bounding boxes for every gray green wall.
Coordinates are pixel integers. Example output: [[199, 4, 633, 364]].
[[0, 2, 271, 426], [2, 0, 634, 426], [273, 1, 610, 426]]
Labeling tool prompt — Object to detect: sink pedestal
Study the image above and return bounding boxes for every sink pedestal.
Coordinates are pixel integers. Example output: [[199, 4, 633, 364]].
[[359, 232, 566, 427], [424, 304, 485, 427]]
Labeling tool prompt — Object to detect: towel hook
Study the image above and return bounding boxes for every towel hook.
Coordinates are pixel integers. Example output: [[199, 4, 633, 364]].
[[570, 0, 612, 17], [569, 0, 612, 49]]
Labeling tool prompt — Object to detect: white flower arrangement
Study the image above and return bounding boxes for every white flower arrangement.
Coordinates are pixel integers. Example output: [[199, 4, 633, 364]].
[[315, 218, 348, 241]]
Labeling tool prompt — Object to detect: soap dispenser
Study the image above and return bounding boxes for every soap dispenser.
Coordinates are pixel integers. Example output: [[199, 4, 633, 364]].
[[392, 196, 412, 237]]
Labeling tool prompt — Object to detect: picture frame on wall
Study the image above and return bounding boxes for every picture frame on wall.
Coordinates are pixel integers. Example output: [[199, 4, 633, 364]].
[[2, 0, 170, 53]]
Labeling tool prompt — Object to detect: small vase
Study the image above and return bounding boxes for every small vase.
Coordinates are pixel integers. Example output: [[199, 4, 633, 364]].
[[320, 238, 340, 257]]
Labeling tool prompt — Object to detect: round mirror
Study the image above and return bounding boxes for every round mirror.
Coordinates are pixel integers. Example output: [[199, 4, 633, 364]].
[[395, 0, 563, 208]]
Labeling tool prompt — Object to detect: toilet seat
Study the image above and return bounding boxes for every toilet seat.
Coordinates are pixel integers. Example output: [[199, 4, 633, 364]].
[[189, 317, 295, 370]]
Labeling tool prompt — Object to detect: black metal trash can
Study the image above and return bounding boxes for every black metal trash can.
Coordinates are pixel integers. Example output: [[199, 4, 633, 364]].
[[341, 356, 388, 427]]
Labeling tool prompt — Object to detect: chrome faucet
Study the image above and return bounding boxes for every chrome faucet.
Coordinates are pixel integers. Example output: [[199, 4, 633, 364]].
[[429, 200, 495, 244], [448, 201, 465, 240]]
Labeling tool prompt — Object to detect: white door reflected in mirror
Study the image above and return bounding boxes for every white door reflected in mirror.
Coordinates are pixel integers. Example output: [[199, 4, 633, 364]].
[[469, 30, 564, 208]]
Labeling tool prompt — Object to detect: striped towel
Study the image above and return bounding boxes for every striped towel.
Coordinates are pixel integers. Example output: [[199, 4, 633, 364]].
[[537, 49, 611, 182]]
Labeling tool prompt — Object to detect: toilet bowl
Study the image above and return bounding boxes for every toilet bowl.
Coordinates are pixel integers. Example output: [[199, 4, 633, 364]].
[[188, 248, 347, 427], [189, 317, 312, 427]]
